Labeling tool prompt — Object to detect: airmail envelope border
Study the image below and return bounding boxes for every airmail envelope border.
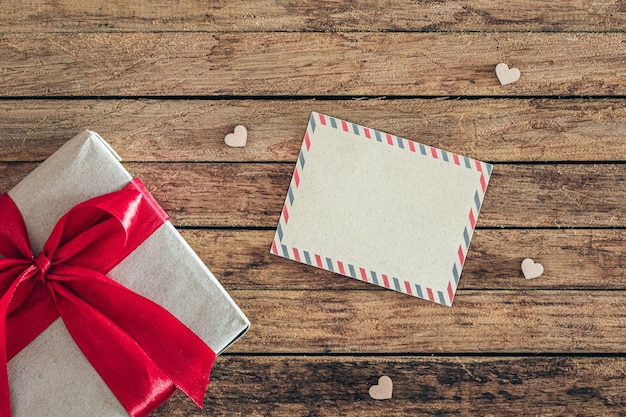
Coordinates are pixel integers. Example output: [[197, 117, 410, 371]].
[[271, 112, 493, 306]]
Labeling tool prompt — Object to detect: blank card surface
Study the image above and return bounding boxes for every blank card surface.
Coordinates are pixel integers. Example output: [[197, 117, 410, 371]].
[[271, 112, 492, 306]]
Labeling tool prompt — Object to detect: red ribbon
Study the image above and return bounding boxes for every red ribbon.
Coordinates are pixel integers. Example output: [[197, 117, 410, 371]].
[[0, 178, 216, 417]]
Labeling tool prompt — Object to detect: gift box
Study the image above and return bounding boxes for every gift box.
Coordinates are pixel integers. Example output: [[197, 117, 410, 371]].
[[3, 131, 250, 416]]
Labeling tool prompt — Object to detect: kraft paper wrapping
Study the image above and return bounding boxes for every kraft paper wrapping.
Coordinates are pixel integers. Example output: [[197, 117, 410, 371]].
[[6, 131, 249, 417]]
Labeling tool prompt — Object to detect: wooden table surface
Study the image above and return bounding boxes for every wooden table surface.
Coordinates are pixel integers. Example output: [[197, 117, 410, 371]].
[[2, 2, 626, 416]]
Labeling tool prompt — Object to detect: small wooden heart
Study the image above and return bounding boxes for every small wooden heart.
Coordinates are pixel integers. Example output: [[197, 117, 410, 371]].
[[495, 63, 520, 85], [369, 375, 393, 400], [521, 258, 544, 280], [224, 125, 247, 147]]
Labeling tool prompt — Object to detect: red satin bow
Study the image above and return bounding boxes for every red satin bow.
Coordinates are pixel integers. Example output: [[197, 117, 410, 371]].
[[0, 178, 216, 417]]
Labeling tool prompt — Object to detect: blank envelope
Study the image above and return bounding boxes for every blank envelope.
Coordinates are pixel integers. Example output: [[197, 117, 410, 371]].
[[271, 112, 492, 306]]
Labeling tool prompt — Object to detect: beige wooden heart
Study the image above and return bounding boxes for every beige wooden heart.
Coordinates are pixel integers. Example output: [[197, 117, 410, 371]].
[[369, 375, 393, 400], [521, 258, 544, 279], [495, 63, 521, 85], [224, 125, 248, 147]]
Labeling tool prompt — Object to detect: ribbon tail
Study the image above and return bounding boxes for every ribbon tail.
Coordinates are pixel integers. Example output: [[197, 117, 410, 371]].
[[0, 288, 15, 417], [1, 260, 60, 361], [49, 281, 175, 417], [5, 283, 59, 361], [0, 276, 31, 417], [50, 266, 216, 413]]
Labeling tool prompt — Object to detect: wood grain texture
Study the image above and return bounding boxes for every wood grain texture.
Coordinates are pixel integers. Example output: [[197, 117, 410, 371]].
[[1, 98, 625, 163], [1, 162, 624, 228], [134, 163, 626, 228], [225, 290, 626, 354], [178, 229, 626, 291], [2, 1, 626, 415], [1, 32, 625, 97], [2, 1, 626, 33], [154, 356, 626, 417]]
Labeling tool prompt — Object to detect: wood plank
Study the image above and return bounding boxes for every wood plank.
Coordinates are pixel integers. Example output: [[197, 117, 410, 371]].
[[179, 229, 626, 291], [131, 163, 626, 228], [1, 163, 625, 228], [227, 290, 626, 354], [1, 98, 626, 163], [2, 1, 626, 33], [154, 356, 626, 416], [1, 33, 625, 97]]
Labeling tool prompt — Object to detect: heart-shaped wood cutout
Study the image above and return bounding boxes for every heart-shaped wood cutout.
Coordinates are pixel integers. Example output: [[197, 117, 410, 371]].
[[224, 125, 247, 147], [521, 258, 544, 279], [369, 375, 393, 400], [495, 63, 521, 85]]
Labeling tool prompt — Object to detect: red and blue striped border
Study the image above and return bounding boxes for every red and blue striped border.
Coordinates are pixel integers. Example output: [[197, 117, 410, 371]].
[[271, 112, 492, 306]]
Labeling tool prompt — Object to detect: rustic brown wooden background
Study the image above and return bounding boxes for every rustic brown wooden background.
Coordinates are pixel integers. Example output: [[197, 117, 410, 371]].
[[2, 1, 626, 416]]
